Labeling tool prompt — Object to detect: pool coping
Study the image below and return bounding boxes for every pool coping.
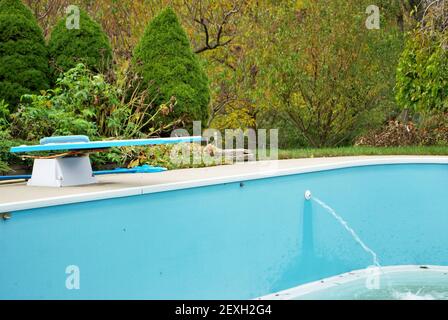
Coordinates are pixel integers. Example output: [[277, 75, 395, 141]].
[[1, 156, 448, 213]]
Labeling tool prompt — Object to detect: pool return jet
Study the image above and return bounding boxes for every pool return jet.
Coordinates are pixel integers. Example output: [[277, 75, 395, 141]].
[[304, 190, 381, 268], [9, 135, 201, 187]]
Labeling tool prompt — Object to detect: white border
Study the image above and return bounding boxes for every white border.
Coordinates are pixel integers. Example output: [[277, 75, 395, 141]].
[[1, 156, 448, 213], [256, 265, 448, 300]]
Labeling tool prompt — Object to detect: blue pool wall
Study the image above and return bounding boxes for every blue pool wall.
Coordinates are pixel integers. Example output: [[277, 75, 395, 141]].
[[1, 163, 447, 299]]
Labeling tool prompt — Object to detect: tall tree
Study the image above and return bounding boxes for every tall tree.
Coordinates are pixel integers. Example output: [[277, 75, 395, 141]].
[[254, 0, 404, 147]]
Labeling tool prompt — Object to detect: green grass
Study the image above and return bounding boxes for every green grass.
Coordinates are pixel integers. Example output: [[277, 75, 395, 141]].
[[278, 146, 448, 160]]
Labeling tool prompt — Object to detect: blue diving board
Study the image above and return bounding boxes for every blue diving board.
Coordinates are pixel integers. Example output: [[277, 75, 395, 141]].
[[11, 136, 202, 153]]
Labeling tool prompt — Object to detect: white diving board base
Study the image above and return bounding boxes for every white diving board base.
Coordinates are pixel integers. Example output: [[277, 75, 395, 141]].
[[28, 157, 97, 187]]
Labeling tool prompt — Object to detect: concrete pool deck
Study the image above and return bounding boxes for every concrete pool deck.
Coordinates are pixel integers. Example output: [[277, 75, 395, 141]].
[[1, 156, 448, 213]]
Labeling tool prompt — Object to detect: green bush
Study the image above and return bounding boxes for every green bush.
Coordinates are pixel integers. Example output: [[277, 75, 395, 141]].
[[0, 129, 33, 173], [0, 99, 9, 129], [132, 7, 210, 128], [10, 63, 178, 141], [11, 88, 98, 142], [0, 0, 49, 110], [396, 31, 448, 113], [0, 0, 34, 19], [48, 8, 112, 80]]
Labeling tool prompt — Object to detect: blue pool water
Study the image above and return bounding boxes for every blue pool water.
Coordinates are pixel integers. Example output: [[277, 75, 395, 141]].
[[1, 163, 448, 299]]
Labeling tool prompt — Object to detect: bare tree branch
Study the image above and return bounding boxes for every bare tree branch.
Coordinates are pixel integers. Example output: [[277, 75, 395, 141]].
[[184, 0, 244, 54]]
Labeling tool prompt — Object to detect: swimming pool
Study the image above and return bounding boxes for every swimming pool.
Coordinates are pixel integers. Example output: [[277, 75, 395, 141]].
[[1, 157, 447, 299]]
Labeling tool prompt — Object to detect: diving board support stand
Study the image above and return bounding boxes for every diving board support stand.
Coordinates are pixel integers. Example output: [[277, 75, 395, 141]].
[[28, 156, 97, 187]]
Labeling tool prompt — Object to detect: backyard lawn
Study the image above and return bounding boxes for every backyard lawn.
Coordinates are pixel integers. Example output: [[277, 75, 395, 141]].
[[278, 146, 448, 160]]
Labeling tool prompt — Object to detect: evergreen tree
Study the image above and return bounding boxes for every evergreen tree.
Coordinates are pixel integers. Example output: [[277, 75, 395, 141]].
[[132, 7, 210, 127], [0, 0, 49, 110], [48, 8, 112, 80]]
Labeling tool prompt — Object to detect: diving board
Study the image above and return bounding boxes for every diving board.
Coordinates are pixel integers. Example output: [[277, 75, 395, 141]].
[[10, 135, 201, 187], [11, 136, 202, 153]]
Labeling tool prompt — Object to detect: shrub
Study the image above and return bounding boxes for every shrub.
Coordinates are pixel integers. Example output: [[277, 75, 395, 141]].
[[396, 1, 448, 113], [132, 7, 210, 128], [48, 8, 112, 80], [10, 87, 98, 141], [0, 99, 9, 129], [0, 0, 34, 18], [395, 31, 448, 113], [0, 0, 49, 110], [10, 63, 179, 141], [0, 129, 32, 174]]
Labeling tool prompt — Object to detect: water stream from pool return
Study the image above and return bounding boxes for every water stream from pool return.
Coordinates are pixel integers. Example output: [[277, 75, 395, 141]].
[[309, 195, 444, 300], [312, 196, 381, 268]]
